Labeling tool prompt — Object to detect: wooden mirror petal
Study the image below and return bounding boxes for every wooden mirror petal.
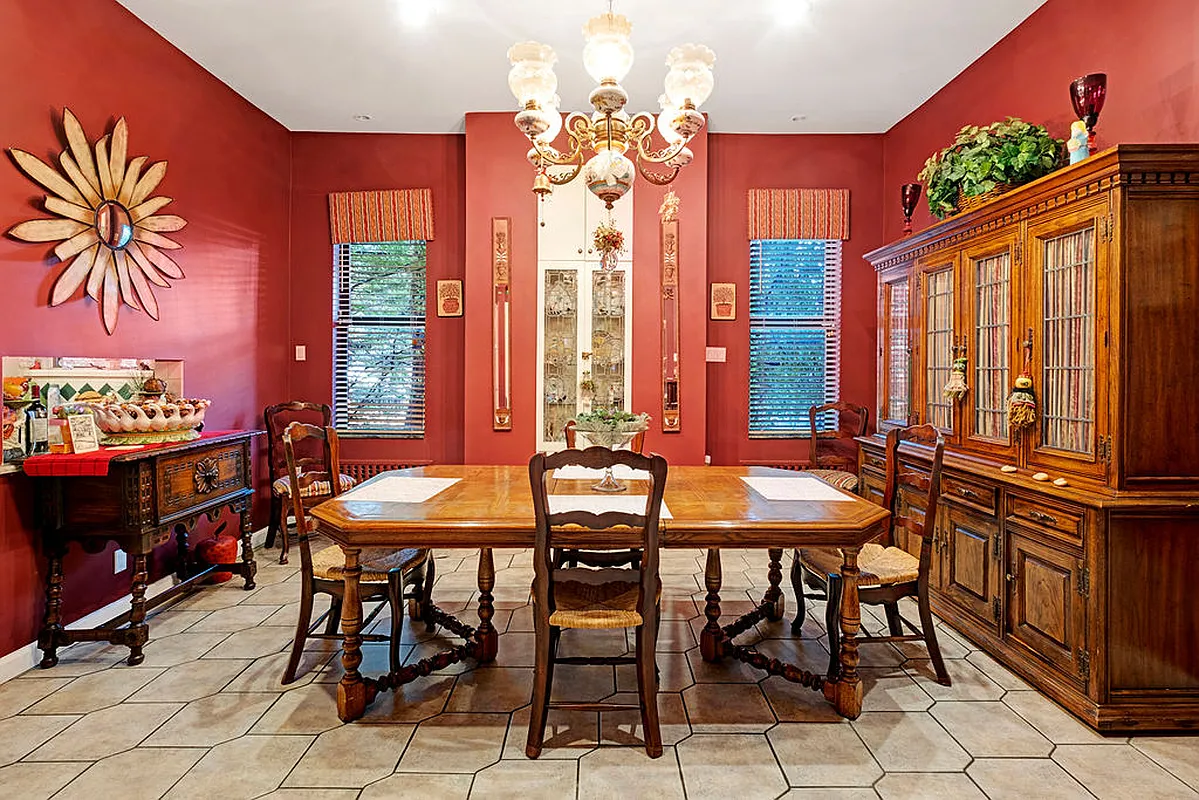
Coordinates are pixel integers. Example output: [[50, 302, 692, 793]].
[[87, 246, 113, 301], [127, 241, 171, 286], [45, 196, 95, 225], [133, 229, 181, 250], [53, 227, 100, 262], [136, 214, 187, 233], [127, 260, 160, 319], [130, 162, 167, 206], [94, 135, 114, 198], [59, 152, 102, 208], [108, 118, 128, 192], [62, 108, 102, 196], [9, 149, 88, 207], [112, 250, 140, 310], [101, 262, 119, 334], [51, 244, 99, 306], [8, 217, 88, 243], [118, 156, 148, 206], [140, 242, 185, 278]]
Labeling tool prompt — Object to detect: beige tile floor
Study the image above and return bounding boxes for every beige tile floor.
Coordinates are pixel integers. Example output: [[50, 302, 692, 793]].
[[2, 544, 1197, 800]]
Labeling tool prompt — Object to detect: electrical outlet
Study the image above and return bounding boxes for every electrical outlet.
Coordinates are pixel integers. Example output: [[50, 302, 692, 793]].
[[113, 548, 127, 574], [294, 345, 307, 361]]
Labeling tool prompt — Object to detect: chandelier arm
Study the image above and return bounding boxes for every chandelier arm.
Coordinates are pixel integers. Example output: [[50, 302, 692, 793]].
[[547, 149, 584, 185], [531, 134, 582, 166], [634, 150, 681, 186], [637, 133, 691, 165]]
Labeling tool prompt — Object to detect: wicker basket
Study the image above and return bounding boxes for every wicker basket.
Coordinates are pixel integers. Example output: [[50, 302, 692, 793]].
[[957, 183, 1012, 214]]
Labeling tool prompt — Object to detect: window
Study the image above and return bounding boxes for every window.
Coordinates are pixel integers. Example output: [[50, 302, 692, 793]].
[[748, 239, 842, 437], [333, 241, 426, 436]]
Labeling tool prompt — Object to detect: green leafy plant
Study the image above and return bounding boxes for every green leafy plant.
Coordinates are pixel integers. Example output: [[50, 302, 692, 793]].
[[917, 117, 1064, 218], [574, 409, 649, 429]]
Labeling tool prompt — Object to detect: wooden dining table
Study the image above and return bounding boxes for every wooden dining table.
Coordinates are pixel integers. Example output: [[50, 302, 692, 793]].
[[310, 464, 890, 723]]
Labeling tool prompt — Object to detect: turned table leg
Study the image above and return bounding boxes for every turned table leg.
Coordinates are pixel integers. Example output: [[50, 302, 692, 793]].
[[38, 538, 69, 669], [336, 547, 368, 722], [763, 547, 786, 622], [126, 553, 150, 666], [239, 501, 257, 590], [824, 544, 863, 719], [700, 548, 725, 662], [475, 548, 498, 663]]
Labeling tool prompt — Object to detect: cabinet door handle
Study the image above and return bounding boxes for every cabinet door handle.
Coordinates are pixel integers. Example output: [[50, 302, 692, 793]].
[[1028, 510, 1058, 525], [1006, 572, 1016, 583], [956, 486, 980, 500], [577, 248, 584, 254]]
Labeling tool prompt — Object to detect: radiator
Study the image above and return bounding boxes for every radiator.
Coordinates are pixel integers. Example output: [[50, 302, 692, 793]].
[[340, 459, 433, 483]]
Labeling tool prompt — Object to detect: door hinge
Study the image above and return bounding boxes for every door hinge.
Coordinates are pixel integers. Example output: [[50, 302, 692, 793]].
[[992, 533, 1001, 560], [992, 596, 1002, 623], [1100, 213, 1114, 242], [1076, 648, 1091, 679], [1014, 240, 1023, 265], [1097, 436, 1111, 464], [1076, 566, 1091, 598]]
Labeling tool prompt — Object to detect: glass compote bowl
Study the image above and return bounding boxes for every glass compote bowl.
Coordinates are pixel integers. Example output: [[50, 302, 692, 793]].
[[573, 413, 650, 492]]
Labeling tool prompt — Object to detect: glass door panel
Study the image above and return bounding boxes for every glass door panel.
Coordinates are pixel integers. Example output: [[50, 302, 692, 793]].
[[882, 275, 911, 428], [590, 269, 627, 411], [968, 247, 1014, 454], [542, 269, 578, 445], [924, 268, 955, 432]]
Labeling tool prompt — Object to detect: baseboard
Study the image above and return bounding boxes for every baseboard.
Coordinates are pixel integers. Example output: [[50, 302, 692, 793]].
[[0, 526, 270, 685]]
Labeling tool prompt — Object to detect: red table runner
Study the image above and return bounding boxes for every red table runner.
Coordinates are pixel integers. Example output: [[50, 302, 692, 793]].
[[23, 430, 241, 477]]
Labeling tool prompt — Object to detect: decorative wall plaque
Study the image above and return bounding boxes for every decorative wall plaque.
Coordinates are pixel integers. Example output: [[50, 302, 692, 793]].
[[7, 108, 187, 334], [711, 282, 736, 321], [436, 279, 463, 317], [491, 218, 512, 431]]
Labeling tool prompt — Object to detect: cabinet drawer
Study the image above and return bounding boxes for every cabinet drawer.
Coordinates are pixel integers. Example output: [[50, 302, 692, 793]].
[[1005, 494, 1084, 545], [942, 474, 998, 514], [155, 442, 249, 522], [860, 449, 887, 475]]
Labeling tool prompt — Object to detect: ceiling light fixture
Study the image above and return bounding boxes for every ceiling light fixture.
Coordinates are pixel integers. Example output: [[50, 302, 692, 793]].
[[352, 114, 373, 121], [507, 1, 715, 209]]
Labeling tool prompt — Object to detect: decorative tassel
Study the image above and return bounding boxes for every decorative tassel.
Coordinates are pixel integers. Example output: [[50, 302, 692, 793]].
[[1007, 331, 1037, 430], [943, 356, 969, 400]]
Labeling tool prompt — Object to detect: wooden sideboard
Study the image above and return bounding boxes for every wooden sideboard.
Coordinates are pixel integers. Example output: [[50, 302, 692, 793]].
[[35, 430, 259, 667], [863, 145, 1199, 732]]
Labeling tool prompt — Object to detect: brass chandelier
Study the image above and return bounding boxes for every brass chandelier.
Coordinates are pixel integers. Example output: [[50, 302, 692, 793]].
[[507, 5, 715, 209]]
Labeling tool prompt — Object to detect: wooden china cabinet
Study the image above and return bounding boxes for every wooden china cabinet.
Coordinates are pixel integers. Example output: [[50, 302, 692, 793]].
[[864, 146, 1199, 732]]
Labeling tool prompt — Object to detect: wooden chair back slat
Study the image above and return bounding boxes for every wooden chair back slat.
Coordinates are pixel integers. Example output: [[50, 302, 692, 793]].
[[809, 401, 869, 471], [881, 424, 945, 560], [265, 402, 332, 483], [897, 470, 931, 492], [282, 422, 343, 575]]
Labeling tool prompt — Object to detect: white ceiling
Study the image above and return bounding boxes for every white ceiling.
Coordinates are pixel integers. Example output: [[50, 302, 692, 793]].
[[116, 0, 1048, 134]]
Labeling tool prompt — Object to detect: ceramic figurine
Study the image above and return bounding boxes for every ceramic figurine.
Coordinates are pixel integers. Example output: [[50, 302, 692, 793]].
[[1068, 119, 1090, 164]]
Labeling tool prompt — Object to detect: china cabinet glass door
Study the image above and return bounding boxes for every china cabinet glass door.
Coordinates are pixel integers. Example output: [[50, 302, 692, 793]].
[[961, 235, 1018, 458], [540, 269, 578, 447], [919, 259, 957, 436], [1026, 200, 1109, 479], [879, 272, 911, 429]]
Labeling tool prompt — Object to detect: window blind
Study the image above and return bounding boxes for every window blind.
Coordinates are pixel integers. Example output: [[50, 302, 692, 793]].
[[333, 241, 427, 437], [748, 239, 842, 437]]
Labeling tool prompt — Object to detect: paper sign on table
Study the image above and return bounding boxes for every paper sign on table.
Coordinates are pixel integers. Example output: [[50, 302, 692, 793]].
[[553, 464, 650, 480], [740, 475, 853, 502], [343, 476, 460, 503], [548, 495, 672, 519]]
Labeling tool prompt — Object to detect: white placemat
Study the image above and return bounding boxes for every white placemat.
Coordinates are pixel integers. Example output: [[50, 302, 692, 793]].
[[553, 464, 650, 480], [548, 495, 672, 519], [740, 475, 853, 502], [342, 476, 460, 503]]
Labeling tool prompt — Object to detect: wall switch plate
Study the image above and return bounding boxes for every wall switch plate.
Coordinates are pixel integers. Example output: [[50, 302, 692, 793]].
[[113, 548, 127, 574], [294, 345, 307, 361], [705, 346, 727, 363]]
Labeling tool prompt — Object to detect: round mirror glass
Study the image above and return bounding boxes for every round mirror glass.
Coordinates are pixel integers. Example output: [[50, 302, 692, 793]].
[[95, 201, 134, 250]]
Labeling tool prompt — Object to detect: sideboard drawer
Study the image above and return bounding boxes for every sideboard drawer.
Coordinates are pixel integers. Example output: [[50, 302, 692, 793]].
[[861, 449, 887, 475], [1006, 493, 1084, 545], [155, 442, 248, 522], [942, 473, 998, 514]]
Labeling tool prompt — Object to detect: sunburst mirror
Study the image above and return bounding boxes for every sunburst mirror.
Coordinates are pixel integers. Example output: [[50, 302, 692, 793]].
[[7, 108, 187, 334]]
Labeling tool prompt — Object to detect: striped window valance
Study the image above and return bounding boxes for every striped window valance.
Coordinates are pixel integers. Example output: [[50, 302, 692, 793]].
[[328, 189, 435, 244], [747, 188, 850, 241]]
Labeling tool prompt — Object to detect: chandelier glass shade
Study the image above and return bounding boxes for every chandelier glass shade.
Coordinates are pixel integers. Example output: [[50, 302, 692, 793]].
[[508, 9, 715, 208]]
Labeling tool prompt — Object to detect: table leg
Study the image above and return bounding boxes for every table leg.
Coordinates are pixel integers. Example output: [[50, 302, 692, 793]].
[[38, 538, 69, 668], [336, 547, 368, 722], [126, 553, 150, 666], [700, 548, 724, 662], [175, 523, 190, 582], [824, 545, 863, 719], [239, 501, 257, 591], [763, 547, 786, 622], [475, 548, 498, 663]]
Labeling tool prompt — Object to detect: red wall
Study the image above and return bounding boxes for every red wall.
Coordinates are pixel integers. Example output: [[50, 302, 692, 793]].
[[0, 1, 291, 656], [288, 133, 466, 465], [884, 0, 1199, 240], [462, 112, 710, 465], [705, 134, 885, 466]]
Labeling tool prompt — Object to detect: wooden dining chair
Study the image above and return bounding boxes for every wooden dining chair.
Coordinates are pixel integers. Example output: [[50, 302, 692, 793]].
[[793, 424, 951, 685], [788, 401, 868, 633], [264, 401, 358, 565], [280, 422, 434, 685], [527, 446, 668, 759], [557, 419, 647, 570]]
